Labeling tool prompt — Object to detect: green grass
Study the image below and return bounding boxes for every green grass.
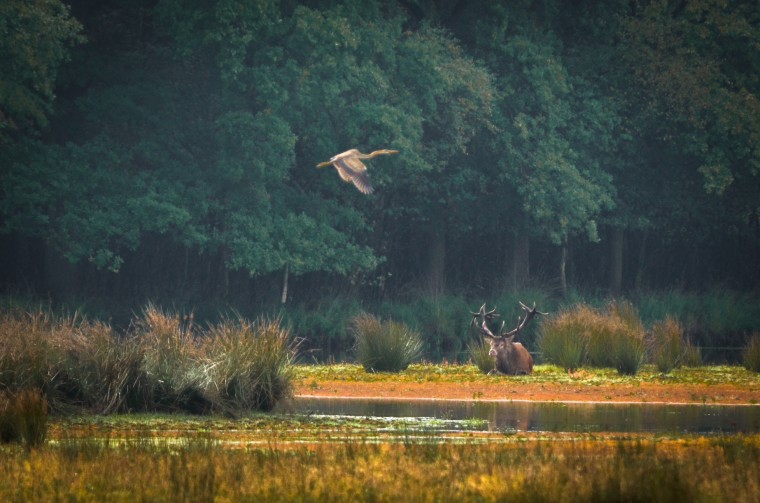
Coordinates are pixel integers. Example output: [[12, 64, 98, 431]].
[[290, 362, 760, 390]]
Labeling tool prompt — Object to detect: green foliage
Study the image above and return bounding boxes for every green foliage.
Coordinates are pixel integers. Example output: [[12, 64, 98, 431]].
[[352, 313, 422, 373], [743, 333, 760, 373], [0, 0, 84, 136], [0, 0, 759, 311], [284, 298, 365, 361], [636, 290, 760, 348]]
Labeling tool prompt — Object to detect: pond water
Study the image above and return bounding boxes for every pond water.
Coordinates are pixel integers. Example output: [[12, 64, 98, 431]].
[[280, 398, 760, 434]]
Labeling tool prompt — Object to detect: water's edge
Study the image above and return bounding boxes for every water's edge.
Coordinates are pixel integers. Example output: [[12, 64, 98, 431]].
[[277, 397, 760, 434]]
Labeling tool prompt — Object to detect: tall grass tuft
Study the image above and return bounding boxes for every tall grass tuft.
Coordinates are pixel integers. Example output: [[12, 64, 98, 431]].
[[353, 313, 422, 372], [0, 304, 298, 415], [537, 307, 588, 371], [0, 308, 57, 394], [0, 388, 48, 447], [743, 333, 760, 373], [205, 316, 296, 413], [135, 305, 209, 413], [607, 301, 646, 375], [62, 319, 145, 413], [467, 339, 494, 374], [539, 302, 645, 375], [649, 316, 686, 374]]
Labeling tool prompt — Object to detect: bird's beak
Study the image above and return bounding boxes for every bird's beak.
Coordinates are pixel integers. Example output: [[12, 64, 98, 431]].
[[387, 150, 399, 155], [316, 161, 331, 168]]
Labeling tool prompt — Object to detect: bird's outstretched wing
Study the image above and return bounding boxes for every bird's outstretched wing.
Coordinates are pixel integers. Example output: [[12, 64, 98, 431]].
[[333, 157, 374, 194]]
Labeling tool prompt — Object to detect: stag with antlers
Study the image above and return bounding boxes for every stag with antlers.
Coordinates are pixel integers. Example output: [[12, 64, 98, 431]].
[[470, 302, 546, 375]]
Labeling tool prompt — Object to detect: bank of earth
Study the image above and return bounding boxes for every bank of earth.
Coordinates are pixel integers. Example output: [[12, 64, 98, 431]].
[[292, 364, 760, 405]]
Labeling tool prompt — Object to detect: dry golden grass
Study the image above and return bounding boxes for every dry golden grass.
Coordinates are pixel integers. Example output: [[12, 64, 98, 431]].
[[0, 305, 296, 415], [1, 432, 758, 501]]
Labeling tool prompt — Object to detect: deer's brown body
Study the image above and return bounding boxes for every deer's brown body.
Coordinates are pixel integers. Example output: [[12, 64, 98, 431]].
[[470, 302, 545, 376], [486, 334, 534, 375]]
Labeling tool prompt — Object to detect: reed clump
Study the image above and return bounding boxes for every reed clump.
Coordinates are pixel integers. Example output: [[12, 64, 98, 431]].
[[352, 313, 423, 372], [539, 301, 646, 375], [0, 305, 296, 415], [649, 316, 688, 373], [205, 316, 296, 412]]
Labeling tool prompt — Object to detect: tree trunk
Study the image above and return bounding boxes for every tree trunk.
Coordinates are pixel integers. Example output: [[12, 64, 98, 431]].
[[507, 234, 530, 292], [559, 236, 568, 297], [425, 225, 446, 298], [609, 227, 624, 296], [634, 230, 648, 291], [280, 263, 289, 304]]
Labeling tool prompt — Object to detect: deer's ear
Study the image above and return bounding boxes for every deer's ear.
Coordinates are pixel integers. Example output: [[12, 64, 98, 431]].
[[505, 334, 516, 343]]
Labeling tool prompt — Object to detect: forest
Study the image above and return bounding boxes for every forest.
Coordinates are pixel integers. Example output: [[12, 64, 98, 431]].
[[1, 1, 758, 335]]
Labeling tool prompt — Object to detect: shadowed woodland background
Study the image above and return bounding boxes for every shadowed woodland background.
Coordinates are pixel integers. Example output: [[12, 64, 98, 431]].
[[1, 0, 758, 351]]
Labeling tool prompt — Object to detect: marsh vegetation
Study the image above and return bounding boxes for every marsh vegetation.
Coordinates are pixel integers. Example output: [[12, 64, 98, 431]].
[[1, 414, 760, 501]]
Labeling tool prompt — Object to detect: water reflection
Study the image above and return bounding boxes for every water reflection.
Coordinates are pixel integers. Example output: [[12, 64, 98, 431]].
[[280, 398, 760, 434]]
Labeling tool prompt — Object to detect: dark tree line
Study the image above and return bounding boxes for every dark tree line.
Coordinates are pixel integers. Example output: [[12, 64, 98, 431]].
[[1, 0, 758, 309]]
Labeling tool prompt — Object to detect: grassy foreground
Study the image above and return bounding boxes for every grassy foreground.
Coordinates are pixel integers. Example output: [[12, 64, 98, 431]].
[[1, 414, 758, 502]]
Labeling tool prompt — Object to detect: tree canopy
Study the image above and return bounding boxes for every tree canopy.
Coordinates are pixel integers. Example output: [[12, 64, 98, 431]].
[[1, 0, 758, 304]]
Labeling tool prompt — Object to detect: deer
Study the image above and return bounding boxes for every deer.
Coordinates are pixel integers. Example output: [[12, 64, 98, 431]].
[[470, 302, 546, 375]]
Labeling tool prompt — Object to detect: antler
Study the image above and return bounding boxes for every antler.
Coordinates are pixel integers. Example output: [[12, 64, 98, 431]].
[[470, 303, 500, 327], [501, 302, 548, 337]]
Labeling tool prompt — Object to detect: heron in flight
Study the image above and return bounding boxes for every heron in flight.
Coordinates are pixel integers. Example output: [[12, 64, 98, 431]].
[[316, 148, 398, 194]]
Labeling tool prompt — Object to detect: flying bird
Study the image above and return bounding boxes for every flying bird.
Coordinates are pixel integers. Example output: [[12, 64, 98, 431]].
[[316, 148, 398, 194]]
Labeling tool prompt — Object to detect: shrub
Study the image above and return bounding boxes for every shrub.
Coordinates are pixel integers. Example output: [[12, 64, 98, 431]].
[[467, 339, 494, 374], [205, 316, 297, 413], [580, 306, 616, 368], [539, 302, 645, 375], [606, 301, 646, 375], [743, 333, 760, 373], [537, 306, 590, 371], [0, 388, 48, 448], [352, 313, 422, 372], [649, 316, 686, 373]]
